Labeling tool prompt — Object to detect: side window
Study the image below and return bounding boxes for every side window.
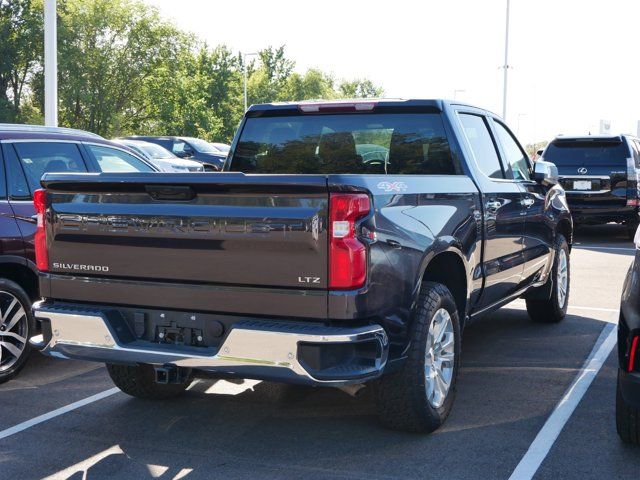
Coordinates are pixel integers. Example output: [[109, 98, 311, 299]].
[[87, 145, 155, 172], [459, 114, 504, 179], [0, 147, 7, 199], [12, 142, 87, 195], [493, 121, 531, 181]]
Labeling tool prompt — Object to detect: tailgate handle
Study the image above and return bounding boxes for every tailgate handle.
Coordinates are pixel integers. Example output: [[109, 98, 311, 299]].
[[145, 185, 196, 201]]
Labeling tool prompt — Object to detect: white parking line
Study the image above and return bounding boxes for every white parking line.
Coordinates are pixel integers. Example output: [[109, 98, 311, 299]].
[[0, 387, 119, 441], [574, 245, 636, 252], [507, 319, 618, 480]]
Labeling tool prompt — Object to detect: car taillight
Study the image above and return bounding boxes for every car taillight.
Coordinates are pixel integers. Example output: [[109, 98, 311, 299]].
[[329, 193, 370, 290], [629, 336, 639, 372], [33, 189, 48, 272]]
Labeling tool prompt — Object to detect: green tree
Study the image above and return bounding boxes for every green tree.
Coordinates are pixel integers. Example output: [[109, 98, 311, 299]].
[[0, 0, 43, 122], [52, 0, 187, 136], [338, 78, 384, 98]]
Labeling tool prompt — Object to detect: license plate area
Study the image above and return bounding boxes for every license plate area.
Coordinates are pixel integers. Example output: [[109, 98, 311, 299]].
[[573, 180, 594, 190]]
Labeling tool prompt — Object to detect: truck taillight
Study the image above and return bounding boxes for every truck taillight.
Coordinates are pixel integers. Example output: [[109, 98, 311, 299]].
[[33, 189, 48, 272], [329, 193, 370, 290], [629, 336, 639, 372]]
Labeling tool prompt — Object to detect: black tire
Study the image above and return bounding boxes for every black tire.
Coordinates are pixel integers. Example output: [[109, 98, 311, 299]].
[[0, 278, 36, 384], [616, 372, 640, 444], [526, 234, 570, 323], [375, 282, 461, 433], [106, 363, 192, 400]]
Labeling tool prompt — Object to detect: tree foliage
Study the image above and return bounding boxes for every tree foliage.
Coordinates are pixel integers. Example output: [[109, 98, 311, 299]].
[[0, 0, 384, 141]]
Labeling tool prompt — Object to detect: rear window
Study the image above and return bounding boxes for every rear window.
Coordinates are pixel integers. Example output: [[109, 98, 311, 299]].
[[230, 113, 461, 175], [544, 140, 629, 167]]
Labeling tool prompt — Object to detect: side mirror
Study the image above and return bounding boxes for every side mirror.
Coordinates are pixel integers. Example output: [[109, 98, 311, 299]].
[[533, 160, 559, 186]]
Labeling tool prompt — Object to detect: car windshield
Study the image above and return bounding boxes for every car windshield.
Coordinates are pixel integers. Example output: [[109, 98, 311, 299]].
[[230, 113, 459, 175], [185, 138, 219, 154], [544, 140, 629, 167], [138, 143, 176, 159]]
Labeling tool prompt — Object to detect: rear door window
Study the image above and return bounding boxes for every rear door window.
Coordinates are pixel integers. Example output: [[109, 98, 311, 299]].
[[231, 113, 460, 175], [12, 142, 88, 194], [86, 145, 155, 172], [459, 114, 504, 179]]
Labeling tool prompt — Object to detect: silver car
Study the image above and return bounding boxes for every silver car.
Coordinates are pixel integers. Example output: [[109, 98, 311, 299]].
[[113, 139, 205, 172]]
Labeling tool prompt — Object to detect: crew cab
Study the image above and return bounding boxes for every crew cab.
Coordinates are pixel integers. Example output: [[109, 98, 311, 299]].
[[0, 124, 157, 383], [540, 134, 640, 239], [30, 100, 572, 433]]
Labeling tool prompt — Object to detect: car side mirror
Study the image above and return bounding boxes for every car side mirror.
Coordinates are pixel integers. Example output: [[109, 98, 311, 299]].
[[533, 160, 558, 186]]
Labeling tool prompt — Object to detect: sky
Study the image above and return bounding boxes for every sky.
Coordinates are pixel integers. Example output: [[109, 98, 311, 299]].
[[145, 0, 640, 145]]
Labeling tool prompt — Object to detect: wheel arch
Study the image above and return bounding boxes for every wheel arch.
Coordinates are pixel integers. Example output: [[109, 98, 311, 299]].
[[417, 243, 471, 325], [556, 216, 573, 251], [0, 258, 39, 301]]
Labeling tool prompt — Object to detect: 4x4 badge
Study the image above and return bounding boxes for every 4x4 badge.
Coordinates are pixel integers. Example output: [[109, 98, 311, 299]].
[[577, 167, 588, 174]]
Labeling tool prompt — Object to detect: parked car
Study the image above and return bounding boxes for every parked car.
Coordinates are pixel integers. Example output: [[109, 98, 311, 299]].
[[617, 226, 640, 444], [540, 135, 640, 238], [113, 139, 204, 172], [30, 99, 572, 433], [122, 136, 226, 171], [0, 124, 157, 383]]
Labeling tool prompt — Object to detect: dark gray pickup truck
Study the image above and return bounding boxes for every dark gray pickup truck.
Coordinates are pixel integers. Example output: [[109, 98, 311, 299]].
[[30, 99, 572, 433]]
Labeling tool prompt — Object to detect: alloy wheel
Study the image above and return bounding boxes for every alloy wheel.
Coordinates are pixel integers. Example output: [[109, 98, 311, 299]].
[[557, 249, 568, 309], [425, 308, 455, 408], [0, 291, 28, 373]]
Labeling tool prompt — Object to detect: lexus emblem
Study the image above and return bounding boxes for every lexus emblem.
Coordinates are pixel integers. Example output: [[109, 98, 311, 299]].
[[577, 167, 588, 174]]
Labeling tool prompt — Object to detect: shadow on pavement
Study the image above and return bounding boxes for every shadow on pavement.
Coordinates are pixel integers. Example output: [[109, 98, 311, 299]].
[[1, 307, 618, 480]]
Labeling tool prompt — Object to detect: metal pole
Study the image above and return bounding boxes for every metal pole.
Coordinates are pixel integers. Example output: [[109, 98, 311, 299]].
[[502, 0, 510, 120], [44, 0, 58, 127], [243, 59, 248, 113], [243, 52, 257, 112]]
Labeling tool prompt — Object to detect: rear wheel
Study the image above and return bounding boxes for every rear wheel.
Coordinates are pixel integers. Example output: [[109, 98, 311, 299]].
[[0, 279, 35, 384], [375, 282, 461, 433], [526, 234, 570, 323], [616, 372, 640, 444], [106, 363, 192, 399]]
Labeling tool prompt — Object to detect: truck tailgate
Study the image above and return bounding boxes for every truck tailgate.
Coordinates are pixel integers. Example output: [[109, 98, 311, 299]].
[[42, 173, 329, 290]]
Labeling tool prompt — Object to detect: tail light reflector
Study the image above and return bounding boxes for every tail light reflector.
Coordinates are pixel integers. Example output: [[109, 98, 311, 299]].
[[628, 336, 639, 372], [33, 189, 48, 272], [329, 193, 370, 289], [627, 198, 640, 207]]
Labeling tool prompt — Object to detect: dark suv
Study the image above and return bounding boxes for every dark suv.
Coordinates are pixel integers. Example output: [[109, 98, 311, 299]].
[[122, 136, 227, 171], [0, 124, 156, 383], [541, 135, 640, 238]]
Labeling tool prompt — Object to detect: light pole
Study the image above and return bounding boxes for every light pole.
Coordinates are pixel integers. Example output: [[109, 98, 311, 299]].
[[243, 52, 257, 112], [501, 0, 511, 120], [44, 0, 58, 126]]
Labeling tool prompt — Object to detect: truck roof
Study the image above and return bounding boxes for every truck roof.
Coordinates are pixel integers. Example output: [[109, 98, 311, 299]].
[[247, 98, 498, 116]]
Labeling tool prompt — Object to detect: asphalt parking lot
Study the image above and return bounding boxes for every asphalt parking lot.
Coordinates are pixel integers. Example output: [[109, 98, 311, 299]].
[[1, 224, 639, 480]]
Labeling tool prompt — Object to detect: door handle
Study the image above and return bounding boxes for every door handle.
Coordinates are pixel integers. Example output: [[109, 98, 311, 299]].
[[485, 200, 502, 212], [521, 197, 535, 208]]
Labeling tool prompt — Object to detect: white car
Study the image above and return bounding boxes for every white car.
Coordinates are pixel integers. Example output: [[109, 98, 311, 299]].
[[113, 139, 205, 172]]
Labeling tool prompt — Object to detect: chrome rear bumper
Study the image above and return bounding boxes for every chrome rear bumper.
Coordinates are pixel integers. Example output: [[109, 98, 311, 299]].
[[31, 302, 389, 385]]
